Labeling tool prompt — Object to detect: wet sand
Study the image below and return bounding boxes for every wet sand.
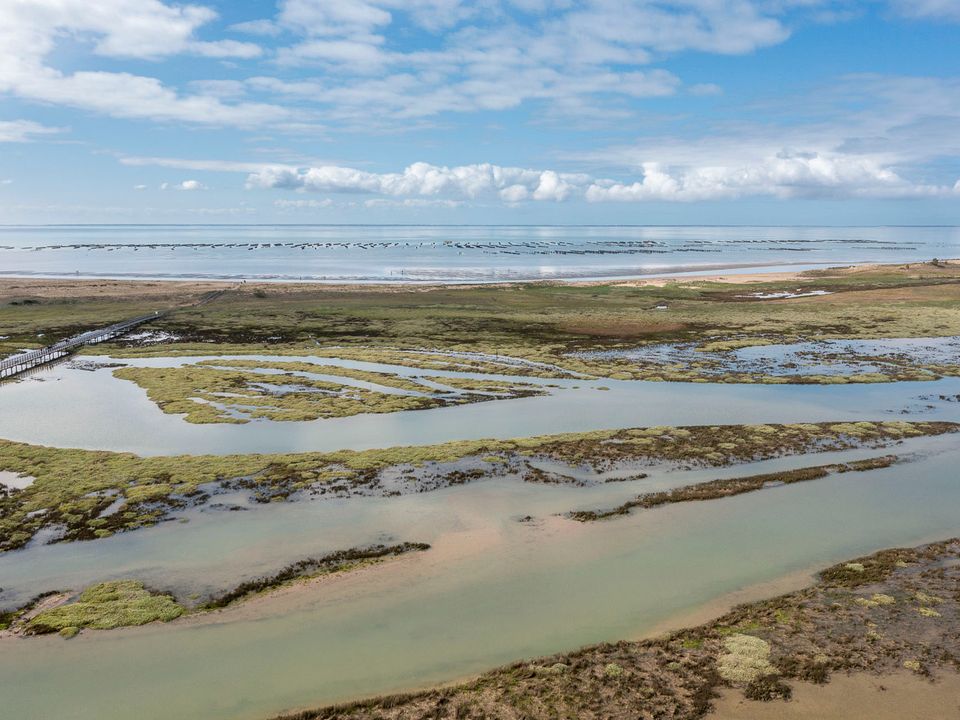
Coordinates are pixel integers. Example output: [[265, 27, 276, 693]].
[[712, 670, 960, 719], [0, 259, 931, 300]]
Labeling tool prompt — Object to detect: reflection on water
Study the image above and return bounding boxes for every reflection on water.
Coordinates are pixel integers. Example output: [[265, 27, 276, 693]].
[[581, 336, 960, 378], [3, 340, 960, 720], [1, 443, 959, 720], [2, 354, 960, 455]]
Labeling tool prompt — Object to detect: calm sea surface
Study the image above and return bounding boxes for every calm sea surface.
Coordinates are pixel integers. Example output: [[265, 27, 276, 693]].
[[1, 225, 958, 282]]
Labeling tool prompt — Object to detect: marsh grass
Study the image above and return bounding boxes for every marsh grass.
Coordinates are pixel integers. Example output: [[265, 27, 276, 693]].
[[567, 455, 898, 522], [1, 421, 953, 551], [271, 538, 960, 720], [112, 360, 543, 424], [59, 262, 960, 386], [26, 580, 183, 635], [200, 543, 430, 609]]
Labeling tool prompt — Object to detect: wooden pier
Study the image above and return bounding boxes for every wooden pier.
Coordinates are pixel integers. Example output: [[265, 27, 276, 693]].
[[0, 311, 162, 380]]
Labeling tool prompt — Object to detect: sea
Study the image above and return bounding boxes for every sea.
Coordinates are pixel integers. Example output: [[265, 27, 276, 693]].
[[1, 225, 958, 283]]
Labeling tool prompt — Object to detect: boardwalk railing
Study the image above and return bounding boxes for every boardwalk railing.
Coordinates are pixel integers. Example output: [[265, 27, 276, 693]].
[[0, 311, 162, 380]]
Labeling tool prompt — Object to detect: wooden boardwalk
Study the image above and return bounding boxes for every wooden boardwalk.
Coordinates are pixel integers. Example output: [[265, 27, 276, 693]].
[[0, 312, 163, 380], [0, 289, 228, 381]]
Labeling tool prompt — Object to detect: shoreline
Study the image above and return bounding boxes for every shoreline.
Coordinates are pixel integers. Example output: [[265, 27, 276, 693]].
[[0, 260, 914, 296], [268, 537, 960, 720], [1, 258, 955, 299]]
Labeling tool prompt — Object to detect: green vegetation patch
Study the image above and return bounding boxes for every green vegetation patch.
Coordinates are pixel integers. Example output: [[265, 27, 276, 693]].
[[64, 261, 960, 386], [568, 455, 897, 521], [113, 364, 447, 424], [1, 421, 953, 551], [25, 580, 183, 635], [201, 542, 430, 609], [112, 359, 544, 424]]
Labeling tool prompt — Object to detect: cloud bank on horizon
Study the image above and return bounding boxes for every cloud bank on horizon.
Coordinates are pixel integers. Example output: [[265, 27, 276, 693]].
[[1, 0, 959, 223]]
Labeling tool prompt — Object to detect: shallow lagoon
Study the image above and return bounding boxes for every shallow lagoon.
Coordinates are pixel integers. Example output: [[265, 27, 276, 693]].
[[2, 439, 960, 720], [2, 354, 959, 455], [3, 345, 960, 720]]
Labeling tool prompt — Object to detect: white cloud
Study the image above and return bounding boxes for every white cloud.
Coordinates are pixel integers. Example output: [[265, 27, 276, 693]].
[[889, 0, 960, 22], [260, 0, 793, 122], [274, 198, 334, 208], [121, 155, 292, 173], [584, 154, 954, 202], [1, 179, 12, 185], [689, 83, 723, 96], [500, 185, 530, 203], [0, 0, 285, 127], [364, 198, 465, 208], [191, 39, 262, 59], [186, 80, 249, 99], [0, 119, 64, 142], [246, 154, 960, 203], [160, 180, 207, 190], [563, 73, 960, 199], [246, 161, 590, 201], [228, 19, 283, 36], [133, 184, 147, 190]]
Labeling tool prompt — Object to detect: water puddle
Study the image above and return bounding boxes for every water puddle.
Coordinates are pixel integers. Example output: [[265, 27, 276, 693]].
[[0, 471, 34, 490]]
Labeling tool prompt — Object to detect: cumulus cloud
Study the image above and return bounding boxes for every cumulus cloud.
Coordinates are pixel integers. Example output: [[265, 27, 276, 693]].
[[245, 154, 960, 203], [584, 154, 954, 201], [246, 161, 590, 201], [0, 119, 64, 142], [0, 0, 284, 127]]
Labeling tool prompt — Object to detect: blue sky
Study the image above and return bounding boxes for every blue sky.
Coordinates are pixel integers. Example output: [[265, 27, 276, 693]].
[[1, 0, 959, 225]]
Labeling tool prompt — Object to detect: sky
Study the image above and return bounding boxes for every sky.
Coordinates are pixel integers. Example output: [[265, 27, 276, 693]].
[[0, 0, 959, 225]]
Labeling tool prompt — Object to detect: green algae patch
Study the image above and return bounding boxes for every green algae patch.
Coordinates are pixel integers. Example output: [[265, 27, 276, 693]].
[[26, 581, 183, 635]]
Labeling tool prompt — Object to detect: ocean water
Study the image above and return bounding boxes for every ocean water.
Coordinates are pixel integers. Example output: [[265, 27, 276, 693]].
[[1, 225, 958, 282]]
